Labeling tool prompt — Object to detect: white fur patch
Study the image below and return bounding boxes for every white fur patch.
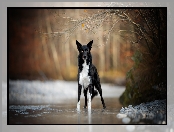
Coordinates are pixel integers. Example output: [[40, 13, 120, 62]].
[[88, 91, 91, 110], [79, 61, 90, 89], [77, 101, 80, 110]]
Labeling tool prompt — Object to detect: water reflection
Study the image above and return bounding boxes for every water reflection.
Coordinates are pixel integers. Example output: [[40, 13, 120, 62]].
[[9, 98, 123, 124], [88, 109, 91, 124], [77, 111, 80, 124], [9, 97, 163, 124]]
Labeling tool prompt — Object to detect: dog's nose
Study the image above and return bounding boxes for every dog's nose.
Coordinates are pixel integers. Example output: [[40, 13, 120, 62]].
[[83, 56, 86, 59]]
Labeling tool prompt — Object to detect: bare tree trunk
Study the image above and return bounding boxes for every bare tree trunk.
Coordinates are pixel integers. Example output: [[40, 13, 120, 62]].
[[75, 9, 81, 66], [116, 22, 120, 69], [34, 10, 50, 80], [105, 39, 110, 71], [117, 35, 120, 69], [44, 9, 63, 79], [38, 10, 50, 65], [112, 34, 117, 69], [105, 17, 111, 71], [65, 38, 70, 69], [99, 26, 105, 76]]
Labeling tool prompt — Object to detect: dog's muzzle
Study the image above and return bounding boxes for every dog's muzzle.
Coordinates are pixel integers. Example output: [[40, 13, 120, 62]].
[[83, 55, 87, 59]]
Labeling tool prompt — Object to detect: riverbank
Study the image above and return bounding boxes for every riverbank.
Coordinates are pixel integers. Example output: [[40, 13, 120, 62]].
[[117, 99, 166, 124]]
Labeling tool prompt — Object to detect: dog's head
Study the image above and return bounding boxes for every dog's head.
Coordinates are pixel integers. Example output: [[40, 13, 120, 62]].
[[76, 40, 93, 60]]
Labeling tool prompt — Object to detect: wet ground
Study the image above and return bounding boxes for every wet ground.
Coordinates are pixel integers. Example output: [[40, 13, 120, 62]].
[[7, 80, 166, 125], [8, 97, 123, 124]]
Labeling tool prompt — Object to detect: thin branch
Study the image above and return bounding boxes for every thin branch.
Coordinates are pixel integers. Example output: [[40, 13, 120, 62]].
[[138, 9, 159, 49], [123, 11, 154, 55]]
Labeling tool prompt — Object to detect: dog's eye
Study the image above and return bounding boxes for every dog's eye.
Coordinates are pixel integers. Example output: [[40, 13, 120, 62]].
[[85, 49, 88, 52], [81, 50, 83, 53]]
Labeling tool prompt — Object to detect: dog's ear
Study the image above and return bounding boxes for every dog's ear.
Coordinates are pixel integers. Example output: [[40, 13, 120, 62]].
[[87, 40, 93, 51], [76, 40, 82, 52]]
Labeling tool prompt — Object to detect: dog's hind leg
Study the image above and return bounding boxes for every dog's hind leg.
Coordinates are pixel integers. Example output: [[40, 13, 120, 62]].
[[98, 89, 106, 109], [77, 84, 82, 111], [95, 84, 106, 109]]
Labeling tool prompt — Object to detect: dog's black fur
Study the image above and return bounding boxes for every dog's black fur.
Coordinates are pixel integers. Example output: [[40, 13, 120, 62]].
[[76, 40, 106, 109]]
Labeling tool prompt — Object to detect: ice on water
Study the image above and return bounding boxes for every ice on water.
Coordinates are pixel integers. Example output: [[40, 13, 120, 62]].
[[117, 99, 166, 124]]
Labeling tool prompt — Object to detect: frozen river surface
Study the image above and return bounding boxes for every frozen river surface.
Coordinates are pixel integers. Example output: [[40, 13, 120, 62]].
[[6, 80, 166, 125], [7, 80, 125, 124], [9, 98, 123, 124]]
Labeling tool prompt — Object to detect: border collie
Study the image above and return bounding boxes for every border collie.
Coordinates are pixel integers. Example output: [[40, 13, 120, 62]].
[[76, 40, 106, 110]]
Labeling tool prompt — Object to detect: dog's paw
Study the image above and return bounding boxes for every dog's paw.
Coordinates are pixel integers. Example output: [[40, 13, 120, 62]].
[[77, 101, 80, 110], [88, 102, 91, 110]]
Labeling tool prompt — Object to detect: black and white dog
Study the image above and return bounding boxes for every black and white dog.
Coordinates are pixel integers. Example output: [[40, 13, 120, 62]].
[[76, 40, 106, 110]]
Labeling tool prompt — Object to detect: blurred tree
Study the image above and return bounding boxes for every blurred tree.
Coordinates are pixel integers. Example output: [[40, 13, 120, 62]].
[[11, 8, 161, 87], [36, 9, 134, 82], [116, 9, 167, 106], [44, 9, 63, 79]]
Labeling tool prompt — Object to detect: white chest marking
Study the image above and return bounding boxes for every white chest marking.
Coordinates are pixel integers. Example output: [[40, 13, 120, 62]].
[[79, 61, 90, 89]]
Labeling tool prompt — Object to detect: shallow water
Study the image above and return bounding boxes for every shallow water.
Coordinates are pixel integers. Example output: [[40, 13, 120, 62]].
[[8, 98, 123, 124]]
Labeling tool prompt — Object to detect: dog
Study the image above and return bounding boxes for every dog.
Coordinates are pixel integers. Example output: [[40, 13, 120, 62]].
[[76, 40, 106, 110]]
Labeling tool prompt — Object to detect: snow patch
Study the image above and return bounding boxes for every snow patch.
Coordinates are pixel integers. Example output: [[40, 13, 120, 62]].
[[8, 80, 125, 104], [122, 117, 131, 124], [117, 99, 166, 124]]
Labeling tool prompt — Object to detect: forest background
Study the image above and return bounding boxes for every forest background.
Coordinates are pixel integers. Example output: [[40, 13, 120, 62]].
[[8, 8, 167, 106]]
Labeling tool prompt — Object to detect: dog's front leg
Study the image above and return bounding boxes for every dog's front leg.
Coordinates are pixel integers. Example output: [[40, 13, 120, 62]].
[[77, 84, 82, 111], [88, 84, 93, 110], [83, 89, 88, 109]]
